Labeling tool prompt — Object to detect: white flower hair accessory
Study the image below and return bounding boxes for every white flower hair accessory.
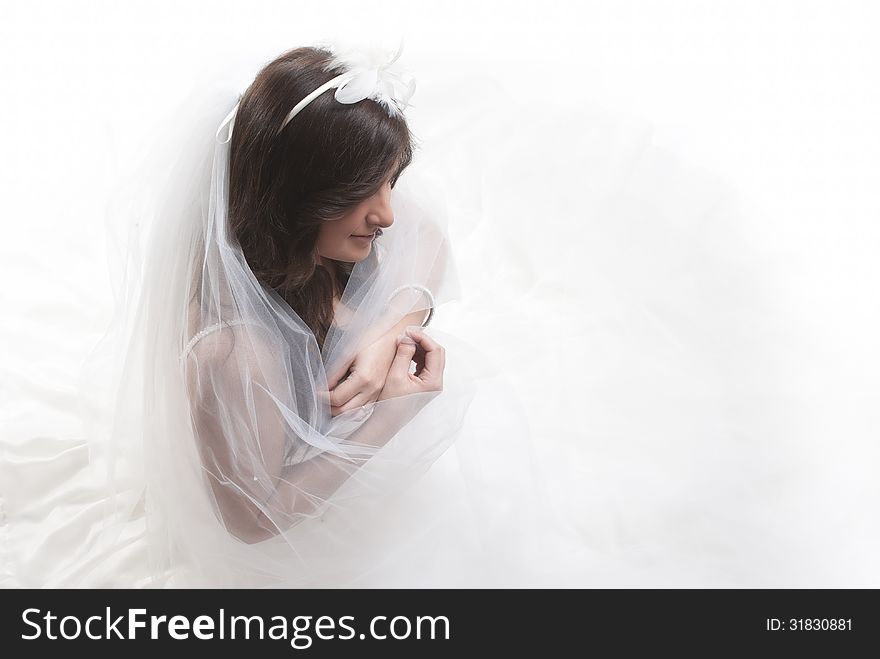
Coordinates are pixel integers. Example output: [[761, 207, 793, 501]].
[[279, 38, 416, 134], [215, 38, 416, 144]]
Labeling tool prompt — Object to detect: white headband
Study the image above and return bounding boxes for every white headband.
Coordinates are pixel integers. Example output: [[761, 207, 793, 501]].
[[216, 39, 416, 144]]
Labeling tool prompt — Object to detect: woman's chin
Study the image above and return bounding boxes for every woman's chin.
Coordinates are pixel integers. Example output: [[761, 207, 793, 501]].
[[326, 242, 373, 263], [350, 246, 373, 261]]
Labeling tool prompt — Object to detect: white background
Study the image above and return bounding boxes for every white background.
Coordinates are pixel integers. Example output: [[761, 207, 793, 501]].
[[2, 1, 879, 586]]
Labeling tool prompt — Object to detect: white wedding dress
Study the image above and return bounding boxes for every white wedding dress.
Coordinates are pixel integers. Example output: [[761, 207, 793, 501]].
[[2, 84, 577, 589], [3, 84, 879, 588]]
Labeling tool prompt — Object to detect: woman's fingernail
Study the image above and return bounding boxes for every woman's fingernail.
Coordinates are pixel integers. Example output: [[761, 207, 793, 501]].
[[398, 333, 416, 345]]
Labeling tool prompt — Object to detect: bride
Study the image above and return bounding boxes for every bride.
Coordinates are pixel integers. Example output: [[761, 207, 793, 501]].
[[180, 43, 445, 547], [70, 41, 552, 588]]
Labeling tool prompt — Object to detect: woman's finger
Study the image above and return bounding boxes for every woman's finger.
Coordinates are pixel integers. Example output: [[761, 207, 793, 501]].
[[404, 325, 440, 351], [327, 371, 362, 408], [325, 361, 353, 390], [331, 390, 373, 416], [389, 336, 418, 376], [405, 327, 445, 385]]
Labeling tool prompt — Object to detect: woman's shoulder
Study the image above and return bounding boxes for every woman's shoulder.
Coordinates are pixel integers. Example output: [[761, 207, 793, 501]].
[[180, 319, 272, 364]]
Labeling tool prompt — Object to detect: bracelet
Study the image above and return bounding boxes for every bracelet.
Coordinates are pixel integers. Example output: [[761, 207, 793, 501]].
[[388, 283, 435, 327]]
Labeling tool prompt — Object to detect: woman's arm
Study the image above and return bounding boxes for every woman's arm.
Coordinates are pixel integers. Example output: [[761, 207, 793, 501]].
[[256, 396, 428, 540], [184, 325, 431, 545]]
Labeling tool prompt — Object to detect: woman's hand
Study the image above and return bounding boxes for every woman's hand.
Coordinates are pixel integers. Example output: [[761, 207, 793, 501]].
[[378, 326, 445, 401], [326, 332, 398, 417]]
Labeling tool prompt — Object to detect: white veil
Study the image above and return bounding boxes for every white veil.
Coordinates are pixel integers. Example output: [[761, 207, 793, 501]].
[[81, 47, 548, 587]]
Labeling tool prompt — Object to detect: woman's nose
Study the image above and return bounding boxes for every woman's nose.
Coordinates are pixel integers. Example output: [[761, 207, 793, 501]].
[[366, 214, 393, 233], [368, 188, 394, 229]]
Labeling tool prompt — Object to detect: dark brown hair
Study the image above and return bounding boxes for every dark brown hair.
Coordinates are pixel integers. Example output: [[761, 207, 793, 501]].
[[227, 46, 415, 349]]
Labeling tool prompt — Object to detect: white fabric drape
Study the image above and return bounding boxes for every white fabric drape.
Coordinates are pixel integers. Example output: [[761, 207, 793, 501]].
[[62, 85, 550, 588], [6, 33, 878, 588]]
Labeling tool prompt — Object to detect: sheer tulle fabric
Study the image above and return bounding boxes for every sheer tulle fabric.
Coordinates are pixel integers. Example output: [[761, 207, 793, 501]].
[[80, 87, 544, 587]]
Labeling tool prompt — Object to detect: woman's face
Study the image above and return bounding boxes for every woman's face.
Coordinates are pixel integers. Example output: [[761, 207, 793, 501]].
[[316, 174, 395, 263]]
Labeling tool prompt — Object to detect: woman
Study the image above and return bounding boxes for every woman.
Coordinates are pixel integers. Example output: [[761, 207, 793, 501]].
[[81, 43, 545, 587], [180, 44, 448, 547]]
